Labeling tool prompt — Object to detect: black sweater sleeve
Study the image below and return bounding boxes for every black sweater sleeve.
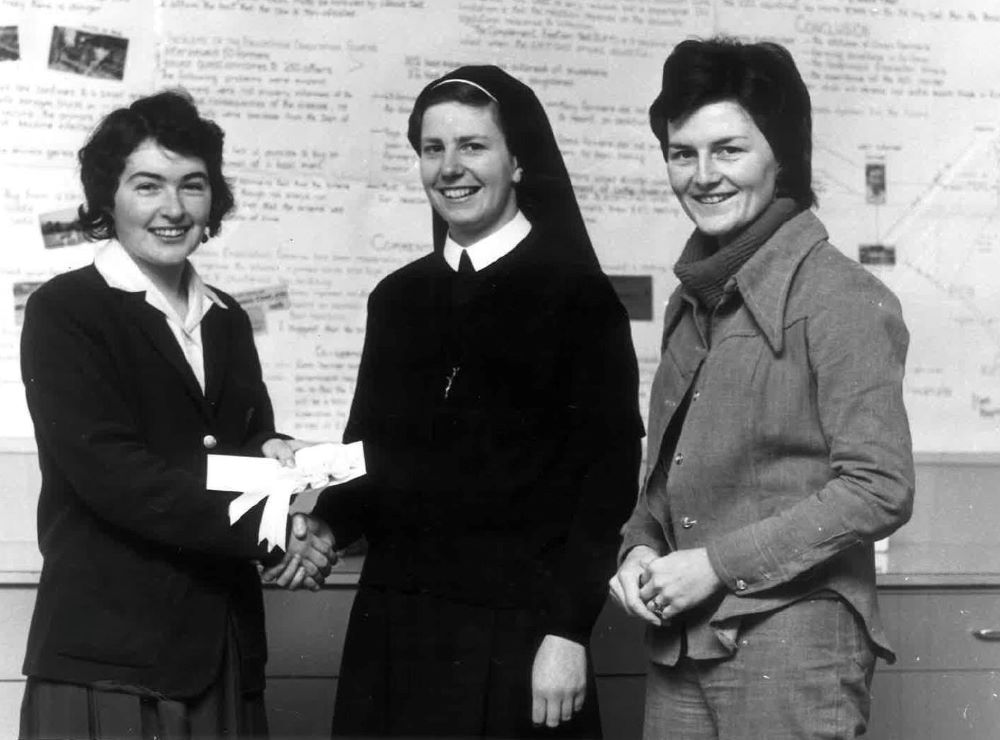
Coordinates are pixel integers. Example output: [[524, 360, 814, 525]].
[[310, 289, 382, 547], [538, 273, 644, 644]]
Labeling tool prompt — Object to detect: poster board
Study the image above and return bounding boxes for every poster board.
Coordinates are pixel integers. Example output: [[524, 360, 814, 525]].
[[2, 0, 1000, 454]]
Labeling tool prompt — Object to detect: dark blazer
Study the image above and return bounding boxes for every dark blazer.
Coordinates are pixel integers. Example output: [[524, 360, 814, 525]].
[[20, 264, 282, 699]]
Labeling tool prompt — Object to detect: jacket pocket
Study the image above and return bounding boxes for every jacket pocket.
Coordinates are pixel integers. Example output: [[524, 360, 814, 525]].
[[49, 566, 167, 668]]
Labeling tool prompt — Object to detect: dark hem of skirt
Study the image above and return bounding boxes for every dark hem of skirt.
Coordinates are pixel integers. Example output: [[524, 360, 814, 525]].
[[19, 624, 268, 740]]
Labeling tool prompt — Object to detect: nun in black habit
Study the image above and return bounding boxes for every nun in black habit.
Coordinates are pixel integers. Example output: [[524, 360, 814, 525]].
[[313, 65, 643, 738]]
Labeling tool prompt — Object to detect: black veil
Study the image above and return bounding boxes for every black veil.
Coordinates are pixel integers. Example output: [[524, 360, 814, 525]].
[[407, 65, 599, 270]]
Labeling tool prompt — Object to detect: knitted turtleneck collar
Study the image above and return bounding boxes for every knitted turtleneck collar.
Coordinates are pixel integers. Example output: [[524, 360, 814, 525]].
[[674, 197, 800, 310]]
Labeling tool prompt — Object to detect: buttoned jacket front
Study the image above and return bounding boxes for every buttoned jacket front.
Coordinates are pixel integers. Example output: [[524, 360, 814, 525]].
[[21, 263, 282, 698], [620, 209, 914, 663]]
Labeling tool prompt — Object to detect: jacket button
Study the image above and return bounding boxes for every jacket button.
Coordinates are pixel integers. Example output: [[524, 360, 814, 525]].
[[680, 516, 697, 529], [202, 434, 218, 449], [735, 578, 748, 592], [674, 452, 684, 465]]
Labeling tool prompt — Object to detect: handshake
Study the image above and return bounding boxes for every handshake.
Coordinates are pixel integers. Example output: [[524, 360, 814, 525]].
[[247, 438, 363, 591], [258, 512, 337, 592]]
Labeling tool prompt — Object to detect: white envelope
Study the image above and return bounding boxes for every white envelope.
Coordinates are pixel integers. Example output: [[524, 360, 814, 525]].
[[206, 441, 366, 549]]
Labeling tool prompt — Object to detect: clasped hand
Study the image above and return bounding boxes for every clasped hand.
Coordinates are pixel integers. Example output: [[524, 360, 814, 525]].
[[609, 546, 723, 625], [259, 512, 336, 591], [257, 438, 336, 590]]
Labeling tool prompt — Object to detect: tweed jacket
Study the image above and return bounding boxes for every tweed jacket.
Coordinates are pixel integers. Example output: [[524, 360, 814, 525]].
[[20, 263, 282, 698], [620, 209, 914, 663]]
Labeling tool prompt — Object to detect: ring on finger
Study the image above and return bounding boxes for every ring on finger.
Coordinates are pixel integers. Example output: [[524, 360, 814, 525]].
[[648, 598, 670, 617]]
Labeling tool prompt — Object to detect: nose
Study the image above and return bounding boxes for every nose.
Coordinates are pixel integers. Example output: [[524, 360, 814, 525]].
[[159, 187, 186, 220], [694, 154, 720, 188], [440, 148, 463, 179]]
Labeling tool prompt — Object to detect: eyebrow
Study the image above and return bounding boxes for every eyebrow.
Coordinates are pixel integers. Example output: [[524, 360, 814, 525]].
[[124, 170, 209, 181], [420, 134, 490, 144], [667, 135, 749, 149]]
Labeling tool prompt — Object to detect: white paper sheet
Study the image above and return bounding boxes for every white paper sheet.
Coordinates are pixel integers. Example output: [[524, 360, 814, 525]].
[[206, 441, 365, 549]]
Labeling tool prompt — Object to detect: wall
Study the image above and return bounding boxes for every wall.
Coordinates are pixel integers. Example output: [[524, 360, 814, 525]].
[[2, 0, 1000, 452]]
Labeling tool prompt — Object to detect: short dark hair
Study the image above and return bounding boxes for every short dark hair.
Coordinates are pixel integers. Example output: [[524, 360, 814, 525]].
[[649, 37, 816, 209], [78, 89, 235, 240]]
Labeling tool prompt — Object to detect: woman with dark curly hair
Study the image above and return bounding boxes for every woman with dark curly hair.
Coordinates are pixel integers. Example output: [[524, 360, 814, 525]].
[[18, 90, 334, 740], [610, 38, 914, 739]]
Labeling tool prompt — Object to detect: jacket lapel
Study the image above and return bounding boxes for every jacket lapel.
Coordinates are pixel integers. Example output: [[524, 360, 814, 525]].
[[201, 305, 230, 408], [119, 290, 211, 416]]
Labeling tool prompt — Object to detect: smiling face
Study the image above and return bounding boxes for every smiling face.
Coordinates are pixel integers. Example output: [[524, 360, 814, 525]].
[[665, 100, 779, 243], [419, 101, 520, 246], [112, 138, 212, 282]]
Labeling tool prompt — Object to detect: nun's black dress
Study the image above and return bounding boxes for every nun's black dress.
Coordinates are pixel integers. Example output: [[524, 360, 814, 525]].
[[313, 63, 643, 738], [314, 225, 641, 737]]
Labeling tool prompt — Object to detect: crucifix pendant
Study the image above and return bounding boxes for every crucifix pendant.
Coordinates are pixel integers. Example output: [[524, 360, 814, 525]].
[[444, 365, 460, 399]]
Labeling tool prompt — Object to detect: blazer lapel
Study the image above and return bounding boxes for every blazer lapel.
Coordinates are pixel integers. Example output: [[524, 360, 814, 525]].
[[119, 291, 210, 414], [201, 305, 231, 408]]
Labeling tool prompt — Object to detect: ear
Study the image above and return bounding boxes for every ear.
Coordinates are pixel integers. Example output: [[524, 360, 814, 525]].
[[512, 156, 523, 184]]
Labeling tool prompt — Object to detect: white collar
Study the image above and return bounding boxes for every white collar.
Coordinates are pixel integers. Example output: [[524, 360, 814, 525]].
[[94, 240, 226, 322], [442, 211, 532, 272]]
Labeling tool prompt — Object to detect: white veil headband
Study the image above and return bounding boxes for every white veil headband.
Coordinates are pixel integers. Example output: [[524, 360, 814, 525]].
[[430, 78, 499, 103]]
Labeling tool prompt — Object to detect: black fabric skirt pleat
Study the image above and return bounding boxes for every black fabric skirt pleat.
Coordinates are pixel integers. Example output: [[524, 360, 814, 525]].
[[332, 585, 601, 738]]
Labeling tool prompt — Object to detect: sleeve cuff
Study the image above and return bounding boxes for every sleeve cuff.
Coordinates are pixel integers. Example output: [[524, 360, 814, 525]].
[[618, 522, 666, 565], [539, 599, 601, 647], [706, 534, 769, 595]]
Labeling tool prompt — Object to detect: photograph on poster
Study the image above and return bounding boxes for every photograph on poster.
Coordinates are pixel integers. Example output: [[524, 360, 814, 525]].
[[231, 284, 292, 333], [0, 26, 18, 61], [47, 27, 127, 80], [859, 243, 896, 266], [13, 282, 44, 326], [39, 207, 88, 249], [865, 161, 886, 205]]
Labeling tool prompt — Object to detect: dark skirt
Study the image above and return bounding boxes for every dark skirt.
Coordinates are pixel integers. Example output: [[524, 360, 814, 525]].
[[19, 627, 267, 740], [332, 585, 602, 738]]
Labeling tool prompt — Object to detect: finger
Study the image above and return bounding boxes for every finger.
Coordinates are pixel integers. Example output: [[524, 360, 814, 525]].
[[310, 533, 335, 557], [573, 690, 586, 714], [560, 695, 574, 722], [275, 554, 301, 588], [609, 575, 628, 609], [545, 695, 561, 728], [259, 561, 279, 583], [532, 695, 546, 726], [622, 569, 655, 614], [302, 575, 322, 592], [261, 552, 294, 584], [291, 513, 309, 540], [296, 555, 321, 578], [656, 601, 678, 621], [298, 544, 330, 572], [638, 580, 659, 602], [625, 586, 662, 626], [275, 442, 295, 467], [289, 565, 307, 591]]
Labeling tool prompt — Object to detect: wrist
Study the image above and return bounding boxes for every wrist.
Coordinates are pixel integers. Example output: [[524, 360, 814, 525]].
[[626, 544, 659, 566]]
